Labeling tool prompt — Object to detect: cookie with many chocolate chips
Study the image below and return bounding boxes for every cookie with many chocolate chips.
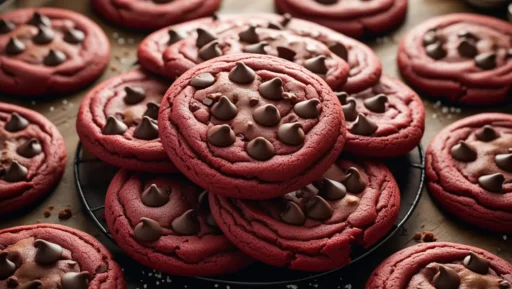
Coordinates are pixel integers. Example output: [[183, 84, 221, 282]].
[[77, 69, 177, 173], [105, 170, 252, 276], [209, 155, 400, 271], [339, 75, 425, 157], [366, 242, 512, 289], [0, 224, 125, 289], [91, 0, 220, 30], [159, 54, 346, 199], [398, 14, 512, 105], [426, 113, 512, 232], [0, 102, 66, 216], [0, 8, 110, 98]]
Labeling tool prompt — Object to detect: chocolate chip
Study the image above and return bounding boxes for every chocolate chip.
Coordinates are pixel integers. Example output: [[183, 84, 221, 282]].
[[244, 41, 268, 54], [425, 42, 446, 60], [318, 178, 346, 200], [64, 28, 85, 44], [207, 124, 235, 147], [191, 73, 216, 88], [335, 92, 349, 105], [305, 196, 332, 220], [268, 21, 284, 30], [228, 62, 256, 84], [5, 113, 29, 132], [143, 102, 160, 120], [142, 184, 170, 207], [16, 138, 42, 158], [33, 26, 55, 44], [458, 30, 478, 41], [342, 98, 358, 122], [102, 116, 127, 135], [278, 123, 304, 146], [475, 52, 496, 70], [4, 38, 25, 55], [196, 28, 217, 48], [329, 42, 348, 61], [247, 137, 275, 160], [253, 104, 281, 127], [4, 161, 28, 183], [343, 167, 366, 193], [277, 46, 296, 61], [168, 29, 186, 45], [457, 39, 477, 58], [305, 56, 328, 74], [18, 280, 42, 289], [123, 86, 146, 104], [294, 99, 320, 119], [0, 19, 16, 34], [238, 25, 259, 44], [199, 40, 222, 60], [280, 201, 306, 226], [61, 272, 89, 289], [27, 12, 51, 27], [364, 94, 388, 113], [134, 217, 162, 242], [423, 30, 438, 46], [0, 252, 16, 280], [281, 13, 292, 26], [351, 113, 377, 136], [315, 0, 338, 4], [171, 209, 200, 236], [134, 116, 159, 140], [464, 252, 489, 274], [451, 141, 477, 162], [211, 13, 219, 21], [259, 77, 283, 100], [211, 96, 238, 120], [496, 152, 512, 172], [34, 239, 62, 264], [43, 49, 67, 66], [476, 125, 499, 142], [432, 265, 460, 289], [478, 173, 504, 193]]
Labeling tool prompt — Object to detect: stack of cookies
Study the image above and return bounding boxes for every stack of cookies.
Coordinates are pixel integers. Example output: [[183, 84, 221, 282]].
[[76, 13, 425, 276]]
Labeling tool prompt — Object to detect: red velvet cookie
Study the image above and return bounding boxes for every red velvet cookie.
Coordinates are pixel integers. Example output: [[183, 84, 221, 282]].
[[158, 54, 346, 199], [274, 0, 408, 39], [91, 0, 221, 31], [366, 242, 512, 289], [209, 156, 400, 271], [0, 102, 66, 216], [0, 224, 125, 289], [137, 13, 382, 93], [398, 14, 512, 105], [77, 69, 177, 173], [339, 75, 425, 158], [0, 8, 110, 98], [426, 113, 512, 233], [105, 170, 252, 276]]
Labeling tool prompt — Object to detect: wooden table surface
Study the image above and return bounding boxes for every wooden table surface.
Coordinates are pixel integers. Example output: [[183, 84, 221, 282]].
[[1, 0, 511, 288]]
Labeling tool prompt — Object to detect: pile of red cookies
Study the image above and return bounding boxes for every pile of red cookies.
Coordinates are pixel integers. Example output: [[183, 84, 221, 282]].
[[75, 13, 426, 276]]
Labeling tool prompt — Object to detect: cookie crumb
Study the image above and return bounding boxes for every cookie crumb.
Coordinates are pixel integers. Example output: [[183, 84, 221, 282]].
[[413, 232, 422, 240], [44, 209, 51, 218], [58, 208, 72, 221], [48, 205, 55, 211], [422, 232, 436, 242]]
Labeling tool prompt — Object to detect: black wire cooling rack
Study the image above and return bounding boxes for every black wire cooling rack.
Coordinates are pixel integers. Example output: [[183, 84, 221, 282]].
[[74, 142, 425, 289]]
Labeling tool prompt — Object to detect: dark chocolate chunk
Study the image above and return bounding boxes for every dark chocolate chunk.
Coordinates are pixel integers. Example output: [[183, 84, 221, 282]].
[[134, 217, 162, 242], [27, 12, 51, 27], [228, 62, 256, 84], [496, 152, 512, 172], [102, 116, 127, 135], [305, 196, 332, 220], [463, 252, 489, 274], [5, 113, 29, 132], [141, 184, 170, 207], [280, 201, 306, 226], [294, 99, 321, 119], [211, 96, 238, 120], [134, 116, 159, 140], [476, 125, 499, 142], [457, 39, 477, 58], [247, 137, 275, 160], [238, 25, 259, 44], [61, 272, 89, 289], [43, 49, 67, 66], [4, 38, 25, 55], [451, 141, 477, 162], [343, 167, 366, 193], [478, 173, 504, 193], [329, 42, 348, 61], [0, 252, 16, 280], [18, 280, 42, 289], [423, 30, 438, 46], [351, 113, 377, 136], [335, 92, 349, 105], [278, 123, 304, 146], [281, 13, 292, 27], [207, 124, 236, 147], [0, 19, 16, 34], [168, 29, 185, 45], [304, 55, 328, 74], [4, 161, 28, 183], [199, 40, 222, 60], [191, 73, 215, 88], [244, 41, 268, 54], [64, 28, 85, 44], [196, 28, 217, 48], [364, 94, 388, 113], [475, 52, 496, 70], [277, 46, 296, 61], [425, 42, 446, 60], [16, 138, 42, 158], [342, 98, 358, 122], [33, 26, 55, 44], [268, 21, 284, 30], [34, 239, 63, 264], [143, 102, 160, 120], [123, 86, 146, 104], [318, 178, 346, 200], [253, 104, 281, 127], [432, 265, 460, 289], [171, 209, 200, 236], [259, 77, 283, 100]]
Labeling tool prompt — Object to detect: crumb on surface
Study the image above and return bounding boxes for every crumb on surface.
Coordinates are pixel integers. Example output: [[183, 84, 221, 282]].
[[48, 205, 55, 211], [422, 231, 436, 242], [44, 210, 51, 218], [58, 208, 72, 221], [413, 232, 422, 240]]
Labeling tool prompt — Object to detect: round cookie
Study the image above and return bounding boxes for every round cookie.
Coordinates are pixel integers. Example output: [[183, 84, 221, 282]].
[[339, 75, 425, 158], [209, 156, 400, 271], [77, 69, 177, 173], [0, 8, 110, 98], [0, 224, 125, 289], [158, 54, 346, 199], [0, 102, 66, 216], [398, 14, 512, 105], [105, 170, 253, 276], [91, 0, 221, 31], [137, 13, 382, 93], [366, 242, 512, 289], [274, 0, 408, 39], [426, 113, 512, 233]]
